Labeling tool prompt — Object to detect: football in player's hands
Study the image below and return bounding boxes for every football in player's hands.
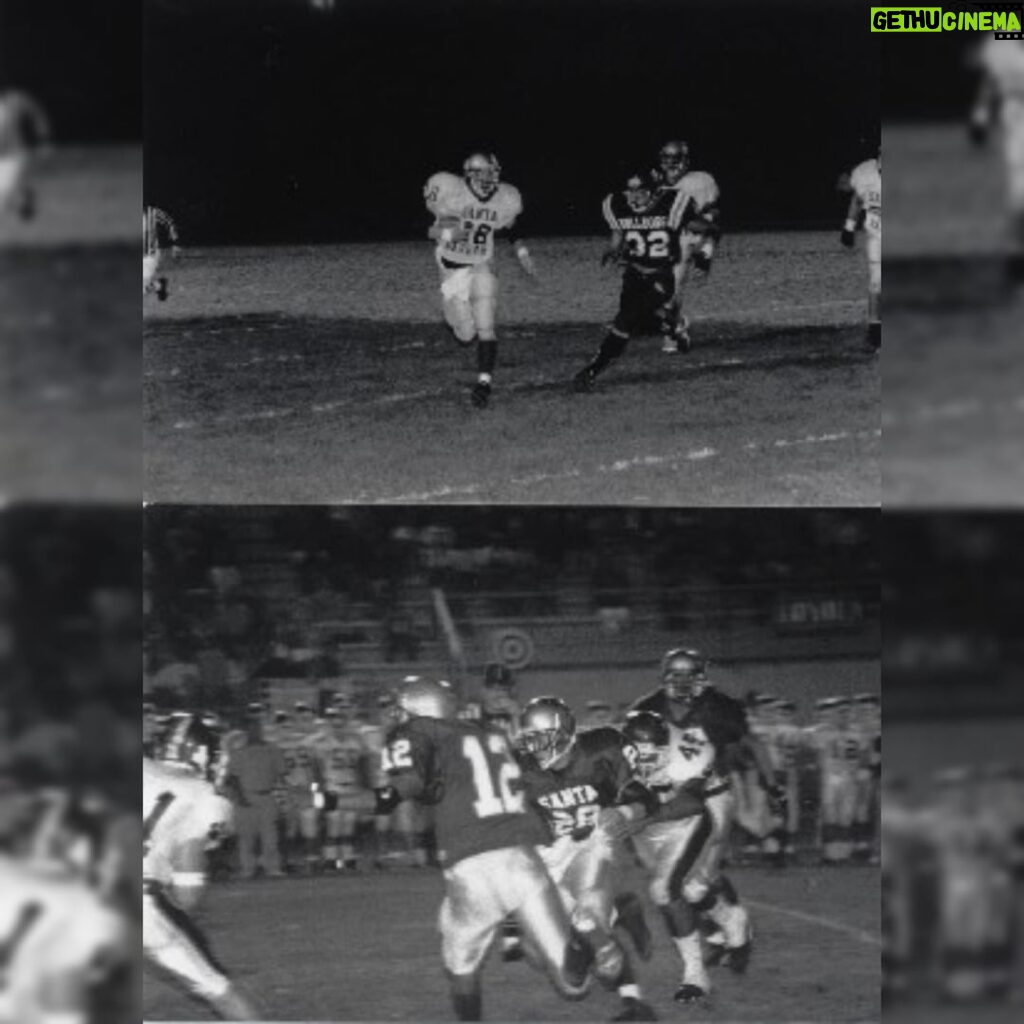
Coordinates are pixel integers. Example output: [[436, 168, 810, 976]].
[[430, 215, 466, 242], [840, 228, 856, 249]]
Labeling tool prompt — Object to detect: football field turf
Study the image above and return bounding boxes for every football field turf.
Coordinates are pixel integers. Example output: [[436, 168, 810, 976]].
[[144, 234, 879, 505], [143, 863, 881, 1022]]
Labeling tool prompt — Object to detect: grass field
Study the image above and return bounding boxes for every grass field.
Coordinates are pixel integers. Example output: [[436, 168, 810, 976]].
[[143, 233, 879, 505], [882, 124, 1024, 506], [143, 863, 880, 1023], [0, 147, 140, 501]]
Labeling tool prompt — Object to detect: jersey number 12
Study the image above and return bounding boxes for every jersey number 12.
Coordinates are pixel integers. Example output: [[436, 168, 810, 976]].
[[463, 734, 525, 818]]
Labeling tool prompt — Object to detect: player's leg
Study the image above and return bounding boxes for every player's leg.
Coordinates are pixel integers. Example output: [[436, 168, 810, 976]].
[[0, 154, 31, 220], [439, 266, 477, 346], [468, 266, 499, 408], [234, 804, 258, 880], [143, 253, 161, 297], [574, 269, 637, 391], [143, 888, 258, 1019], [866, 231, 881, 349], [564, 837, 655, 1020], [637, 815, 715, 1001], [256, 794, 283, 876], [298, 801, 321, 873], [1002, 114, 1024, 244]]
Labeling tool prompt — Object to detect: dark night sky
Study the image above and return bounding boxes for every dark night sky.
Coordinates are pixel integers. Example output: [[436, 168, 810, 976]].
[[0, 0, 140, 141], [145, 0, 878, 245]]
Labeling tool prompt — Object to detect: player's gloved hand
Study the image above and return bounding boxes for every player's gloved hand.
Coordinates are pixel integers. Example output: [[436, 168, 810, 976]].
[[840, 228, 856, 249], [516, 246, 538, 279], [968, 109, 990, 147], [692, 251, 712, 274], [373, 785, 402, 816], [600, 248, 622, 268]]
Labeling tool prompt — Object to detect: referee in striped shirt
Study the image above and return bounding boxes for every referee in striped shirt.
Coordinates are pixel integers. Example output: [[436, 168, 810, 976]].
[[143, 205, 180, 300]]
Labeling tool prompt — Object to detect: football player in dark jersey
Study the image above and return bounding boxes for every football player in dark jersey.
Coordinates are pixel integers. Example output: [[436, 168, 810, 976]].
[[626, 650, 780, 1001], [572, 173, 692, 393], [376, 676, 597, 1021], [515, 696, 674, 1021]]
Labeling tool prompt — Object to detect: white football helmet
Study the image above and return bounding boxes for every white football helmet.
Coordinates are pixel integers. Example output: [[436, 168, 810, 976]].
[[463, 152, 501, 199]]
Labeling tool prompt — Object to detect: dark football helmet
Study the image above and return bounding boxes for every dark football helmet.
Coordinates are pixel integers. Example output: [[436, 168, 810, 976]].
[[483, 662, 515, 690], [518, 696, 576, 770], [157, 713, 223, 782], [658, 140, 690, 185], [660, 647, 709, 702], [622, 710, 670, 783]]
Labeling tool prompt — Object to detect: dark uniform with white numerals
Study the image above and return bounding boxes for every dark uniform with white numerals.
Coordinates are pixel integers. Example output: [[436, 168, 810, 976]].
[[381, 716, 585, 990], [517, 727, 657, 932], [602, 188, 688, 337]]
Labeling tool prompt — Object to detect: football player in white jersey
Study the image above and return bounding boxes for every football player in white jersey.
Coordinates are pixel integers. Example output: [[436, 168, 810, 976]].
[[840, 145, 881, 350], [143, 715, 257, 1019], [653, 141, 722, 351], [423, 152, 537, 408], [0, 89, 51, 222], [0, 851, 129, 1024], [969, 38, 1024, 244]]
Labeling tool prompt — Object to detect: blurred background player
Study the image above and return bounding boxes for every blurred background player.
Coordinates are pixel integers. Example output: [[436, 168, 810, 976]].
[[275, 702, 321, 874], [840, 145, 881, 349], [143, 714, 257, 1019], [808, 697, 862, 865], [310, 701, 374, 871], [573, 173, 691, 392], [850, 693, 881, 863], [376, 676, 596, 1021], [969, 37, 1024, 246], [479, 662, 522, 740], [0, 88, 51, 222], [143, 204, 181, 301], [423, 152, 537, 408], [653, 140, 722, 351]]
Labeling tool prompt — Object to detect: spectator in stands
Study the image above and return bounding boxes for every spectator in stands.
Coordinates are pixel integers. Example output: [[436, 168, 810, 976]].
[[226, 718, 287, 879]]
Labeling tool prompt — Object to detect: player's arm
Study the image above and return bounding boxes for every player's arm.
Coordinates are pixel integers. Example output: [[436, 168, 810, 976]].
[[600, 193, 625, 265], [841, 191, 862, 248], [502, 203, 536, 277]]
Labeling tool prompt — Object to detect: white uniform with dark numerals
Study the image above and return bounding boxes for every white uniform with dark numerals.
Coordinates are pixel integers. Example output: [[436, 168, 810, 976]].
[[849, 158, 881, 291], [663, 169, 721, 288], [423, 171, 523, 340], [0, 855, 127, 1024], [142, 758, 235, 1004], [631, 722, 734, 905]]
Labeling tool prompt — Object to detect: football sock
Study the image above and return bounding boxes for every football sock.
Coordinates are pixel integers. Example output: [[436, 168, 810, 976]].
[[477, 339, 497, 375], [590, 332, 629, 375]]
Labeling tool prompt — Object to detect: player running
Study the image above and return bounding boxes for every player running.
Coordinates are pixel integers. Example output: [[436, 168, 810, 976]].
[[144, 205, 181, 301], [423, 153, 537, 408], [143, 714, 258, 1019], [840, 146, 881, 350], [0, 89, 51, 222], [516, 695, 698, 1022], [653, 140, 722, 350], [573, 172, 691, 392], [627, 648, 779, 1001], [376, 676, 597, 1021]]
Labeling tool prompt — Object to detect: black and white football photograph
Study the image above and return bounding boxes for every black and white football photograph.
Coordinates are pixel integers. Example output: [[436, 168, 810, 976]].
[[143, 0, 880, 506], [142, 505, 881, 1022]]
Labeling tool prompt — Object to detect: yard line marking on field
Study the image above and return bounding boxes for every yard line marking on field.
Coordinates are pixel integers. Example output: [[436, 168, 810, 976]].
[[371, 428, 881, 502], [745, 898, 882, 948]]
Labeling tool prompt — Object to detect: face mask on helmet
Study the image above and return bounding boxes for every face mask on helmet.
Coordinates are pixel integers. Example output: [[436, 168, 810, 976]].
[[518, 698, 576, 770], [624, 174, 654, 212], [658, 141, 690, 185], [464, 153, 501, 199], [622, 711, 670, 783], [660, 648, 707, 701]]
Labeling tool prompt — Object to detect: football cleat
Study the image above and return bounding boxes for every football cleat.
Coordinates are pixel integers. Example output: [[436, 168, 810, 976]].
[[572, 366, 597, 393], [611, 997, 658, 1021], [722, 940, 753, 975], [519, 696, 576, 770], [673, 982, 709, 1004], [470, 379, 492, 408], [463, 152, 501, 200]]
